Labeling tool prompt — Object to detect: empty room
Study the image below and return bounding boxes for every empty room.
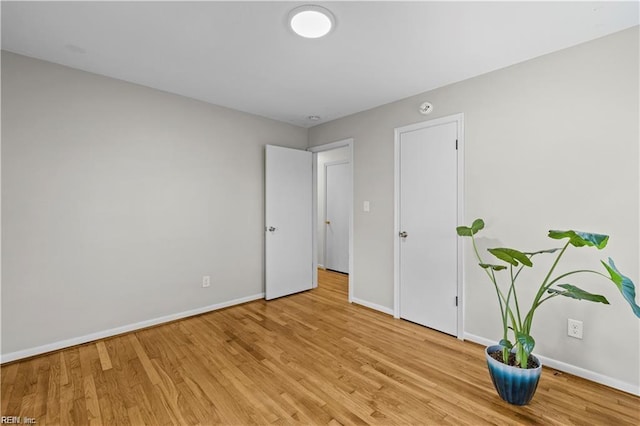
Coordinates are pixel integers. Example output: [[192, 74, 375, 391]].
[[1, 1, 639, 425]]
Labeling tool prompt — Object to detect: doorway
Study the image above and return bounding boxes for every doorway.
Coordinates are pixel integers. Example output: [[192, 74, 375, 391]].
[[320, 157, 349, 273], [309, 139, 354, 302], [393, 114, 464, 338]]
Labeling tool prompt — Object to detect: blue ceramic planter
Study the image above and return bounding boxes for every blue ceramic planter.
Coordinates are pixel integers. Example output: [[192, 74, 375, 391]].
[[485, 345, 542, 406]]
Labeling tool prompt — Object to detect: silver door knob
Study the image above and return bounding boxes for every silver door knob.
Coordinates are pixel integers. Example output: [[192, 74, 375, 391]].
[[399, 231, 408, 238], [268, 226, 276, 232]]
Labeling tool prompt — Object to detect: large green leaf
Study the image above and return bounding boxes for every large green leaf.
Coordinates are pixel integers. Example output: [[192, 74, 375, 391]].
[[548, 230, 609, 249], [547, 284, 609, 304], [488, 248, 533, 267], [601, 258, 640, 318], [498, 339, 513, 349], [515, 332, 535, 355], [456, 226, 473, 237], [456, 218, 485, 237], [479, 263, 507, 271], [471, 219, 485, 232]]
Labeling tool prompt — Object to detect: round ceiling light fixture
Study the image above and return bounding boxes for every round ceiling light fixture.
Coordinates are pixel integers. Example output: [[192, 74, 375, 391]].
[[288, 5, 335, 39]]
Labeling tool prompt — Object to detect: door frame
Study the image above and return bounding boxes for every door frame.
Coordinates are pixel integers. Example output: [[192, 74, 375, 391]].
[[308, 139, 354, 303], [393, 113, 465, 339], [324, 159, 350, 273]]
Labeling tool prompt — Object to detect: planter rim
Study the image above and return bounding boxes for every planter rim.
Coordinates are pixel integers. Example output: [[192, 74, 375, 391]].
[[485, 344, 542, 371]]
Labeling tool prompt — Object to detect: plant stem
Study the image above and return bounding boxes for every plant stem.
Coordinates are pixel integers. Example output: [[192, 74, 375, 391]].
[[524, 241, 571, 334], [542, 270, 609, 293], [537, 292, 561, 305], [511, 264, 524, 330], [534, 270, 611, 310], [471, 234, 511, 359]]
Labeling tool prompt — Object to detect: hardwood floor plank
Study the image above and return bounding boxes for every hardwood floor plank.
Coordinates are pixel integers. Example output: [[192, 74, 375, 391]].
[[95, 342, 112, 372], [126, 405, 145, 425], [2, 269, 639, 425], [44, 354, 61, 426], [33, 356, 51, 423], [78, 345, 102, 425], [58, 351, 75, 425], [1, 363, 19, 413], [97, 368, 129, 426], [128, 334, 162, 386]]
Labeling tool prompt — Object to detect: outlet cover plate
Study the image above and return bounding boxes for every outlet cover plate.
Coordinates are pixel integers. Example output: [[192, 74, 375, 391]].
[[568, 319, 583, 339], [202, 276, 211, 288]]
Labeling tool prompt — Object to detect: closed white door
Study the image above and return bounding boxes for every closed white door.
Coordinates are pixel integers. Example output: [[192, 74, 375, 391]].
[[265, 145, 313, 300], [325, 161, 350, 273], [398, 121, 458, 336]]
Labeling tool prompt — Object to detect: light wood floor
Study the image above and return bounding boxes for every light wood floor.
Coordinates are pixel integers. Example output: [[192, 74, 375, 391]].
[[2, 269, 639, 425]]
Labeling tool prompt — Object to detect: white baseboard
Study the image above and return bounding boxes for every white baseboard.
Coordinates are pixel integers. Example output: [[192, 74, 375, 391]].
[[351, 297, 394, 316], [464, 332, 640, 396], [317, 264, 326, 270], [1, 293, 265, 364]]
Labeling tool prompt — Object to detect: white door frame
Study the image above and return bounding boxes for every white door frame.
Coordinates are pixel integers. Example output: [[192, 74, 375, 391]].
[[393, 114, 465, 339], [308, 139, 354, 303]]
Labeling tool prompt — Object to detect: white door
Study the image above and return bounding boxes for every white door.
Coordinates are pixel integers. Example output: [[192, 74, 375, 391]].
[[265, 145, 313, 300], [398, 121, 458, 336], [325, 161, 350, 273]]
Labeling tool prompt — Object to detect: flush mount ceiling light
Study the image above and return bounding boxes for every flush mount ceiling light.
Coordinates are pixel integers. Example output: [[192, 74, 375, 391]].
[[288, 5, 335, 39]]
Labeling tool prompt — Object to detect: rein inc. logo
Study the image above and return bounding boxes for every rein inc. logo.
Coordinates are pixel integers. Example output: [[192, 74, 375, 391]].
[[1, 417, 36, 424]]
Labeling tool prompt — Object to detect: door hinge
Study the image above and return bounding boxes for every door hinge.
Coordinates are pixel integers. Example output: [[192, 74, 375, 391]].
[[455, 139, 458, 150], [455, 296, 458, 307]]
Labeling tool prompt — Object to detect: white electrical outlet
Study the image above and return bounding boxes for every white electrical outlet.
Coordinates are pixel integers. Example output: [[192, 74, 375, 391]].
[[202, 276, 211, 288], [568, 319, 583, 339]]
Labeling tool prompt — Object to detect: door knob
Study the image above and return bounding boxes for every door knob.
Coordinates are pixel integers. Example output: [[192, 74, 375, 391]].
[[325, 220, 331, 225], [399, 231, 408, 238], [268, 226, 276, 232]]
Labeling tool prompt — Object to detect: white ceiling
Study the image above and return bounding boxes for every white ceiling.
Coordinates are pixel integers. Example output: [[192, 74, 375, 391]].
[[2, 1, 638, 128]]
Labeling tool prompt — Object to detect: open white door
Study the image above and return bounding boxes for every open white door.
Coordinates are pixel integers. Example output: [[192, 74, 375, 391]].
[[325, 161, 350, 273], [265, 145, 313, 300]]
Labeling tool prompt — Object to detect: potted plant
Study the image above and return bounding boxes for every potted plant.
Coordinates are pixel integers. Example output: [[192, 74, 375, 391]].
[[456, 219, 640, 405]]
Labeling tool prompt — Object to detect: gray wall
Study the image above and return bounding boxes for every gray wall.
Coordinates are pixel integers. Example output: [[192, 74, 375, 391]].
[[308, 27, 639, 388], [1, 51, 307, 355]]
